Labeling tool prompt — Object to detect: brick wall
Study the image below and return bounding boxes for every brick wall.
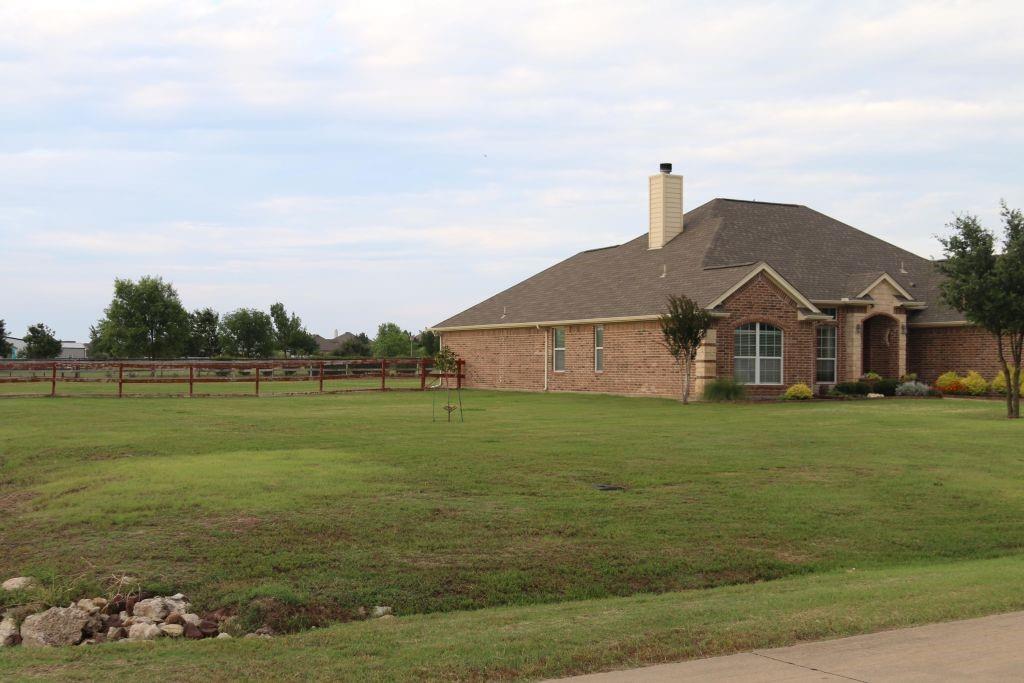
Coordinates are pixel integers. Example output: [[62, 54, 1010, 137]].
[[714, 273, 817, 397], [442, 321, 695, 398], [441, 327, 547, 391], [907, 325, 1003, 382]]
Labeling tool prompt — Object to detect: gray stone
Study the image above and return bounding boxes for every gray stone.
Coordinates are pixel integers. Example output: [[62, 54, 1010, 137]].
[[159, 623, 184, 638], [127, 623, 161, 641], [107, 626, 126, 641], [371, 605, 393, 618], [0, 615, 19, 647], [132, 597, 169, 621], [216, 632, 231, 639], [76, 598, 101, 615], [183, 613, 201, 626], [2, 577, 36, 592], [20, 607, 89, 647], [133, 595, 191, 621]]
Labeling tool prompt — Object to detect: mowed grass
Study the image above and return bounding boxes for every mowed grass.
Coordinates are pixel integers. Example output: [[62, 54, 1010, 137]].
[[4, 555, 1024, 681], [1, 392, 1023, 678]]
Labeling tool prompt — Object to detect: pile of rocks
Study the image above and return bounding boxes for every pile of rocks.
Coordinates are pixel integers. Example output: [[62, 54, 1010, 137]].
[[2, 581, 235, 648]]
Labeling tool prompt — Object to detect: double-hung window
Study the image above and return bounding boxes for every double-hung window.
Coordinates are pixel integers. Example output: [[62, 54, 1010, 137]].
[[552, 327, 566, 372], [734, 323, 783, 385], [594, 325, 604, 372], [816, 326, 837, 383]]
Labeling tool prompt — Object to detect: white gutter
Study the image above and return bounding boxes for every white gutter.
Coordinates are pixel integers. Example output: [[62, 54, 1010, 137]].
[[431, 310, 729, 333]]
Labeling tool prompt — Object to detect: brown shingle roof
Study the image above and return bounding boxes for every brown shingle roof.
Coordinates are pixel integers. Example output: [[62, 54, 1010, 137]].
[[433, 199, 958, 329]]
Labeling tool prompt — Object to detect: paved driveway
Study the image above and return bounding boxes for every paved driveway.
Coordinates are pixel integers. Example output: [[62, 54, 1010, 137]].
[[552, 611, 1024, 682]]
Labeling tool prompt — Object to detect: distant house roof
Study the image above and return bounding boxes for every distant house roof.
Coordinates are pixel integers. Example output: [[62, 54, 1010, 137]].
[[314, 332, 356, 354], [433, 198, 955, 330]]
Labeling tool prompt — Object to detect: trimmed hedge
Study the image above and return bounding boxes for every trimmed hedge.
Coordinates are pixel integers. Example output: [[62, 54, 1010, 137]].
[[835, 381, 870, 396]]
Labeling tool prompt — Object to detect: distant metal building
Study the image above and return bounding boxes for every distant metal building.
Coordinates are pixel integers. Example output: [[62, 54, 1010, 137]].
[[59, 341, 88, 359]]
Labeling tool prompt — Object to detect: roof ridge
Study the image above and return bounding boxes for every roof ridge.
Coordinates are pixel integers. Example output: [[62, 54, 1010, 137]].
[[715, 197, 803, 208]]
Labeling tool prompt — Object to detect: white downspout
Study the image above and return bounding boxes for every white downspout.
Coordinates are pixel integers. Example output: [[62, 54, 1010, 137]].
[[539, 324, 548, 391]]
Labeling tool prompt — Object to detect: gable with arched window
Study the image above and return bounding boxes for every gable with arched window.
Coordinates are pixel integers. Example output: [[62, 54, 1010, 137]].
[[734, 322, 783, 385]]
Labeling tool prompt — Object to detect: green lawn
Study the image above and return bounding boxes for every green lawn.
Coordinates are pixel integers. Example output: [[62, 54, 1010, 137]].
[[1, 392, 1022, 679]]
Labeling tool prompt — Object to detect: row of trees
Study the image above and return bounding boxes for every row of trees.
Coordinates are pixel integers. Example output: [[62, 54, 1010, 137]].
[[0, 320, 64, 359], [48, 275, 438, 361], [86, 277, 323, 360]]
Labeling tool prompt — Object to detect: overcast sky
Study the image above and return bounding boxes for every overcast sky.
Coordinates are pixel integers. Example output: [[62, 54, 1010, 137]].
[[2, 1, 1022, 341]]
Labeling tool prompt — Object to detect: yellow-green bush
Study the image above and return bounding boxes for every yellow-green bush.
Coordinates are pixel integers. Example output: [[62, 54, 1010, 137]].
[[935, 371, 961, 393], [992, 370, 1024, 394], [961, 371, 989, 396], [783, 383, 813, 400]]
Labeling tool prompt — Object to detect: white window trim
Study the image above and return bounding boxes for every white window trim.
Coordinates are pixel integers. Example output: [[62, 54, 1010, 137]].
[[816, 325, 837, 384], [594, 325, 604, 373], [734, 322, 784, 385], [552, 327, 566, 373]]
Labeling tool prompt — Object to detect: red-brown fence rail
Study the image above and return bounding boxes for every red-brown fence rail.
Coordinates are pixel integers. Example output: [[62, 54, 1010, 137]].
[[0, 358, 464, 398]]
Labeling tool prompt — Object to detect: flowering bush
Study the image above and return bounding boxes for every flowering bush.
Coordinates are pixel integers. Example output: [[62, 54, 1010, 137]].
[[935, 371, 961, 393], [942, 379, 969, 395], [961, 371, 989, 396], [783, 383, 813, 400], [895, 381, 930, 396]]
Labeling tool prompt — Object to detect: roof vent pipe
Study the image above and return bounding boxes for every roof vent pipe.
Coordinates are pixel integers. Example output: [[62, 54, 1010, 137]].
[[659, 162, 672, 174]]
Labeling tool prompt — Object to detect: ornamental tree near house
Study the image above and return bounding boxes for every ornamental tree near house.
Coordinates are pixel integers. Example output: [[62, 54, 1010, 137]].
[[937, 202, 1024, 419], [659, 294, 712, 404]]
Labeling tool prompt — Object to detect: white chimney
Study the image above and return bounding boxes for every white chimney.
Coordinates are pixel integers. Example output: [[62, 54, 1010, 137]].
[[649, 162, 683, 249]]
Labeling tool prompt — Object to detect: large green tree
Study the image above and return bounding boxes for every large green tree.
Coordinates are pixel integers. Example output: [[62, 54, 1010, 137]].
[[270, 302, 318, 356], [938, 202, 1024, 419], [90, 276, 189, 359], [372, 322, 413, 358], [185, 308, 222, 357], [659, 294, 712, 404], [219, 308, 276, 358], [24, 323, 62, 359], [0, 320, 13, 358]]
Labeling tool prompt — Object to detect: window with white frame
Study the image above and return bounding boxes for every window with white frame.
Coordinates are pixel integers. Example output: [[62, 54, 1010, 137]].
[[594, 325, 604, 372], [734, 323, 783, 384], [552, 327, 566, 372], [816, 325, 837, 383]]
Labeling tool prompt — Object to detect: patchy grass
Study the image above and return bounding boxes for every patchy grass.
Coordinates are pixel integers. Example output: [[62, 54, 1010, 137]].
[[0, 392, 1022, 676], [3, 555, 1024, 680]]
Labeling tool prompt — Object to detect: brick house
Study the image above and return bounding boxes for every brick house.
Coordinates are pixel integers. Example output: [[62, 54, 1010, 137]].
[[432, 164, 1000, 398]]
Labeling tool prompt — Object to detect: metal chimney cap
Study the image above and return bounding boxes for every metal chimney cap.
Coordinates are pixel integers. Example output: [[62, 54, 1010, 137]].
[[659, 162, 672, 174]]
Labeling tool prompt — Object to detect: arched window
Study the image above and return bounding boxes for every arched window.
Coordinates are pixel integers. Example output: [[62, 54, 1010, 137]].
[[734, 323, 783, 385]]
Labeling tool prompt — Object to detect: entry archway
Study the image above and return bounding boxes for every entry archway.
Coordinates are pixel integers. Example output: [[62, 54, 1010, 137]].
[[862, 314, 900, 378]]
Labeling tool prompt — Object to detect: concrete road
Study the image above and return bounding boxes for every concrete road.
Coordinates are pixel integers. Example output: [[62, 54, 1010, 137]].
[[552, 611, 1024, 682]]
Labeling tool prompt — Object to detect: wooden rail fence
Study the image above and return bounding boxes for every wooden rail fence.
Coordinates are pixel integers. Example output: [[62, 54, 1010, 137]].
[[0, 358, 465, 398]]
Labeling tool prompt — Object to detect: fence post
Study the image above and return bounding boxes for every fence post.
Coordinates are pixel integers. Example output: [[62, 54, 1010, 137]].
[[189, 365, 194, 398], [118, 363, 124, 398], [419, 358, 427, 391], [457, 359, 464, 389], [50, 363, 57, 397], [319, 361, 324, 393], [380, 359, 387, 391]]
